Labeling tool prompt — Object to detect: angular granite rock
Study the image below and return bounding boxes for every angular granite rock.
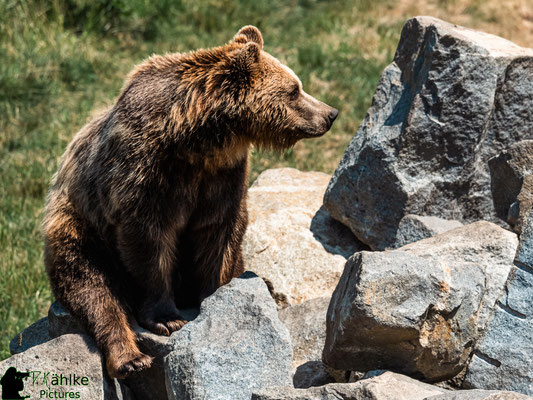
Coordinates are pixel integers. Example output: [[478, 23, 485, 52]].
[[278, 297, 338, 388], [394, 214, 463, 248], [0, 334, 118, 399], [164, 272, 293, 400], [324, 16, 533, 250], [252, 371, 448, 400], [9, 317, 50, 355], [489, 140, 533, 233], [243, 168, 366, 306], [323, 222, 518, 382], [464, 211, 533, 395]]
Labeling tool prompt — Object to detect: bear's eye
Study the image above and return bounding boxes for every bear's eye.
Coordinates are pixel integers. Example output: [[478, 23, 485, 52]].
[[289, 87, 300, 101]]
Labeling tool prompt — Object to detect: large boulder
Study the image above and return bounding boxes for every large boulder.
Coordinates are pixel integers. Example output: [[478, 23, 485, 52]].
[[323, 222, 518, 382], [278, 297, 338, 388], [0, 334, 118, 399], [489, 140, 533, 233], [243, 168, 366, 306], [164, 272, 293, 400], [324, 16, 533, 250], [464, 210, 533, 395]]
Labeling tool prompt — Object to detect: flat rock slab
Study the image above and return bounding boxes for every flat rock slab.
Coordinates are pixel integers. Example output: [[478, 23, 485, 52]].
[[243, 168, 366, 306], [164, 272, 292, 400], [9, 317, 50, 355], [252, 371, 448, 400], [0, 333, 117, 400], [324, 16, 533, 250], [323, 222, 518, 382]]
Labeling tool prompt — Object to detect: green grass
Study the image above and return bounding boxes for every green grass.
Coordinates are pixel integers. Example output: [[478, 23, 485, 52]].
[[0, 0, 513, 359]]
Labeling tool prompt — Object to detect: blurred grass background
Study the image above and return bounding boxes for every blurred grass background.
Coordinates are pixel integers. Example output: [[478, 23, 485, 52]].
[[1, 0, 531, 359]]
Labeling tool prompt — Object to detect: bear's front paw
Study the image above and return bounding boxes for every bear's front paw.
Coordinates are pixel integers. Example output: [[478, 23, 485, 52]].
[[140, 317, 188, 336], [107, 350, 153, 379], [138, 299, 188, 336]]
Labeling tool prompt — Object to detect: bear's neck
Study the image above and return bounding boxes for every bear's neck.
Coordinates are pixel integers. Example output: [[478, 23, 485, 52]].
[[186, 135, 251, 173]]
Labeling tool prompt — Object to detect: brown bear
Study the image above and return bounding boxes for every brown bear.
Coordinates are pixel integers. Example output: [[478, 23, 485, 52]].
[[43, 25, 338, 379]]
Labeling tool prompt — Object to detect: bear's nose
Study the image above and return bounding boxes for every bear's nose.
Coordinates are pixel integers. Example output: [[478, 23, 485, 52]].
[[328, 108, 339, 123]]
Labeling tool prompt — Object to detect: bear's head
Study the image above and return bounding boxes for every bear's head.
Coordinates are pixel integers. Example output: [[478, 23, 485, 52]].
[[231, 26, 338, 149], [121, 26, 337, 155]]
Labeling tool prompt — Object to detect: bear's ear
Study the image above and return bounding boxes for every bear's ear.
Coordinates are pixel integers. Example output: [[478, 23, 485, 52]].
[[233, 25, 263, 50], [235, 41, 261, 73]]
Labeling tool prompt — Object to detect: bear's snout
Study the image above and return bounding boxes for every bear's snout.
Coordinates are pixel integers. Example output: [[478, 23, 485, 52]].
[[328, 108, 339, 123], [327, 108, 339, 129]]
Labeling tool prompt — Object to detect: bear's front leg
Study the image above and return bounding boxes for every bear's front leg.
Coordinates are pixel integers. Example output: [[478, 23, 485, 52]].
[[116, 222, 187, 336]]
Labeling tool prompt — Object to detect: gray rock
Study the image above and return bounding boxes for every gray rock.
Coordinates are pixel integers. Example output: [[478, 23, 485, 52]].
[[47, 300, 199, 400], [114, 380, 136, 400], [429, 390, 532, 399], [278, 297, 338, 388], [323, 222, 518, 382], [463, 221, 533, 395], [394, 214, 463, 247], [0, 334, 118, 399], [164, 272, 293, 400], [489, 140, 533, 233], [243, 168, 366, 306], [516, 208, 533, 269], [48, 301, 84, 337], [9, 317, 50, 355], [324, 16, 533, 250], [252, 371, 448, 400]]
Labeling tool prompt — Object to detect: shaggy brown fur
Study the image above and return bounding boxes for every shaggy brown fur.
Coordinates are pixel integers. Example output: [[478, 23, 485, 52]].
[[43, 25, 338, 379]]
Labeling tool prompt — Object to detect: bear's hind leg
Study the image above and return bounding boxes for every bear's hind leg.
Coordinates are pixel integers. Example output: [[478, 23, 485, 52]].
[[44, 201, 152, 379]]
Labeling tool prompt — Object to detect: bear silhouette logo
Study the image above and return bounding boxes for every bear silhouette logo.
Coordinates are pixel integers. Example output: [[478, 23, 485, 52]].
[[0, 367, 29, 400]]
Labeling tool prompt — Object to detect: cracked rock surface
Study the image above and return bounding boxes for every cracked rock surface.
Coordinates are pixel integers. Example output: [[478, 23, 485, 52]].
[[322, 222, 518, 382], [324, 16, 533, 250]]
